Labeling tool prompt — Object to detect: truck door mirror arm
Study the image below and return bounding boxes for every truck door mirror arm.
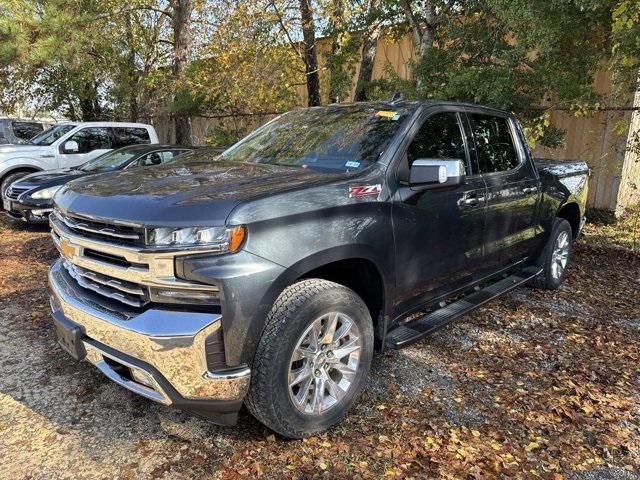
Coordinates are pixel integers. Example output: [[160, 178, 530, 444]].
[[409, 159, 465, 190]]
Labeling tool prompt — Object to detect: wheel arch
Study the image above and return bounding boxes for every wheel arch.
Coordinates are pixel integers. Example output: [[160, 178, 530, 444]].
[[556, 201, 581, 239]]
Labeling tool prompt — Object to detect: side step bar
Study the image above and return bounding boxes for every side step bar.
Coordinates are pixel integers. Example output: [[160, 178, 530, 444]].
[[385, 267, 542, 349]]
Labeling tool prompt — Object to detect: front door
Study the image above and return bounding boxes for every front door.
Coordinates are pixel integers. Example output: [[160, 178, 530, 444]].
[[464, 111, 541, 269], [392, 110, 487, 314], [58, 127, 113, 168]]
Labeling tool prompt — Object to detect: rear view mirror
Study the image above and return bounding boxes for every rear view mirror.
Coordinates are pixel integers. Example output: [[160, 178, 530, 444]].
[[409, 159, 465, 189], [63, 140, 79, 153]]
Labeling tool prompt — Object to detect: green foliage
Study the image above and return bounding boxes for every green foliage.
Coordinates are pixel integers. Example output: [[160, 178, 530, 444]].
[[367, 0, 624, 145]]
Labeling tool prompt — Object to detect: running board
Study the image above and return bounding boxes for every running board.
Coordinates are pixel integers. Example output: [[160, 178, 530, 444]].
[[385, 267, 542, 349]]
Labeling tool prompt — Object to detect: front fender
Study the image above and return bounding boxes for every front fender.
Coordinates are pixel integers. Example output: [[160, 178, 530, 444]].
[[0, 157, 49, 179]]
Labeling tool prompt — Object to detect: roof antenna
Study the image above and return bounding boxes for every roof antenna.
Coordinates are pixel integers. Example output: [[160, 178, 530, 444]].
[[389, 92, 403, 103]]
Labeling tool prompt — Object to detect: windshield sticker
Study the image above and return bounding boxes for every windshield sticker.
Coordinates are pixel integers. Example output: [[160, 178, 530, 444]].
[[349, 184, 382, 198], [345, 161, 360, 169], [376, 110, 400, 120]]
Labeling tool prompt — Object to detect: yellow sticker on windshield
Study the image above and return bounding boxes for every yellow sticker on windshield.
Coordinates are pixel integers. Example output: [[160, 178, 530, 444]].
[[376, 110, 400, 120]]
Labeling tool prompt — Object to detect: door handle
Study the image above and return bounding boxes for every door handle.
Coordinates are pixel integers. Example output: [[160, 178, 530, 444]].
[[522, 186, 538, 194]]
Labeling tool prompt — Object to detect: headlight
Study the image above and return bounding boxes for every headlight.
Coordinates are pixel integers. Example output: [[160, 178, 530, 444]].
[[146, 225, 246, 252], [31, 185, 62, 199]]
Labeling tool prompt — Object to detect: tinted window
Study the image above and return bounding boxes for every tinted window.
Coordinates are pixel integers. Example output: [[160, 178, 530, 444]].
[[67, 127, 112, 154], [137, 150, 178, 167], [12, 121, 44, 141], [407, 112, 465, 167], [114, 127, 151, 147], [468, 114, 520, 173]]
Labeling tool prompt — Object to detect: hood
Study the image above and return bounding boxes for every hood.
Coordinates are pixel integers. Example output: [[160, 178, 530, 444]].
[[0, 144, 49, 155], [55, 159, 346, 226], [15, 168, 85, 190]]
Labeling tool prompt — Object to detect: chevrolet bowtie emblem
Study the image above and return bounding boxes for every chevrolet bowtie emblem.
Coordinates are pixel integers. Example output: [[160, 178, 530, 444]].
[[58, 237, 77, 258]]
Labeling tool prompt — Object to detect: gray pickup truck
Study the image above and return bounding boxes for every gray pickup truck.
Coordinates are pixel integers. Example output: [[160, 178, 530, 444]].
[[47, 101, 588, 438]]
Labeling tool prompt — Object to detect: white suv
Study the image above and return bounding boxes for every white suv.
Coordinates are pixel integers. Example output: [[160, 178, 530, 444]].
[[0, 122, 159, 199]]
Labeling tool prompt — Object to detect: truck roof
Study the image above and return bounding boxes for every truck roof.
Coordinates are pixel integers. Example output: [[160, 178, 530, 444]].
[[56, 121, 155, 128], [321, 99, 514, 117]]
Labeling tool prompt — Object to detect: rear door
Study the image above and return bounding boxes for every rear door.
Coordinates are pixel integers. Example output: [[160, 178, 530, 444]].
[[464, 110, 540, 270], [392, 108, 487, 313]]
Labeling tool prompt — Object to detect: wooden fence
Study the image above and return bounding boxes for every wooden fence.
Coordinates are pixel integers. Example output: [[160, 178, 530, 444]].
[[153, 34, 639, 214]]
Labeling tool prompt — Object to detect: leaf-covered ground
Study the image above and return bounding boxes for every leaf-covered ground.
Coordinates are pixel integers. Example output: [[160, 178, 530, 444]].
[[0, 211, 638, 480]]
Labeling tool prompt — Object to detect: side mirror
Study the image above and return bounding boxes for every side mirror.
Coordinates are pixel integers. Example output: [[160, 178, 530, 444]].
[[409, 159, 465, 189], [63, 140, 79, 153]]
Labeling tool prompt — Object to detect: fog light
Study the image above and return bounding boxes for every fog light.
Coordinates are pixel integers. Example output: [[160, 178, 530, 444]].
[[130, 367, 156, 389]]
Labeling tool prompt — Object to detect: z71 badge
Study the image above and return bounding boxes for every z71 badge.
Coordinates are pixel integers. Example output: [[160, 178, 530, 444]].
[[349, 184, 382, 198]]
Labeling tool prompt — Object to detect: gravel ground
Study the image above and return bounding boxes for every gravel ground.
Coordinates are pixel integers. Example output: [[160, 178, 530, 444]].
[[0, 217, 639, 479]]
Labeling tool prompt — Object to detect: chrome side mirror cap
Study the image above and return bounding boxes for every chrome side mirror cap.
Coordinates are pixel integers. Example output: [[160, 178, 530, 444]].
[[409, 159, 465, 189]]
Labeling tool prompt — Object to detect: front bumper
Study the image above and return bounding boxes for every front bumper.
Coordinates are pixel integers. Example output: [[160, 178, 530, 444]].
[[3, 197, 52, 223], [48, 260, 251, 424]]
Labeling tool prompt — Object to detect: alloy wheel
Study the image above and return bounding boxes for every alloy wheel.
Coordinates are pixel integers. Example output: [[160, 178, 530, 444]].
[[551, 231, 570, 279], [288, 312, 361, 415]]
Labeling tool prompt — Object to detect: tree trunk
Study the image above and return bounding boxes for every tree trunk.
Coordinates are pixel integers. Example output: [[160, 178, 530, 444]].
[[328, 0, 345, 103], [299, 0, 321, 107], [79, 81, 102, 121], [354, 0, 381, 102], [171, 0, 193, 144], [125, 16, 139, 122]]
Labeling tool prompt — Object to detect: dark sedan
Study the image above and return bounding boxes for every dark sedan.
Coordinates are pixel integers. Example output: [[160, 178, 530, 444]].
[[2, 144, 194, 223]]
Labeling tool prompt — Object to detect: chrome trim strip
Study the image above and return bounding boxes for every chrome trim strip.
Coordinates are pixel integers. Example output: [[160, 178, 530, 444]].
[[62, 261, 144, 308], [69, 262, 145, 296], [53, 210, 141, 240], [49, 261, 250, 401], [84, 342, 171, 405]]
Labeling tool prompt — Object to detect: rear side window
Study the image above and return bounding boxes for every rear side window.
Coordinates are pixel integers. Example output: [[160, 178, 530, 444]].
[[67, 127, 112, 153], [114, 127, 151, 147], [136, 150, 179, 167], [407, 112, 466, 167], [468, 114, 520, 174], [12, 121, 44, 141]]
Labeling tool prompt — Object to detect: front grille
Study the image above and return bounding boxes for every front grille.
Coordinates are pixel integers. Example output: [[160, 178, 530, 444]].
[[53, 210, 144, 246], [62, 260, 148, 308], [6, 185, 30, 200]]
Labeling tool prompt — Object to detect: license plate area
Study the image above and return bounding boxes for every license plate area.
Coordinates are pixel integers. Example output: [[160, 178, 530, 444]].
[[2, 198, 12, 211], [52, 312, 86, 361]]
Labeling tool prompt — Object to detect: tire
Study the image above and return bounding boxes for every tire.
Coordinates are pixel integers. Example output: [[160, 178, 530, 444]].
[[529, 218, 573, 290], [1, 171, 32, 209], [245, 279, 374, 438]]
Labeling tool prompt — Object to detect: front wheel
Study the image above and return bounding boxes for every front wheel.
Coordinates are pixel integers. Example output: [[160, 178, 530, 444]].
[[245, 279, 374, 438], [530, 218, 573, 290]]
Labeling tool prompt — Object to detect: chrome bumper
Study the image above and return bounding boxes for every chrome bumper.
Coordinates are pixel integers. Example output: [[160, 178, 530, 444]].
[[49, 260, 250, 404]]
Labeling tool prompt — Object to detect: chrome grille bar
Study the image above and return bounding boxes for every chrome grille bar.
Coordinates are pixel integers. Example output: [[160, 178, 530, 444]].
[[53, 210, 141, 241], [62, 261, 145, 308], [72, 264, 145, 296]]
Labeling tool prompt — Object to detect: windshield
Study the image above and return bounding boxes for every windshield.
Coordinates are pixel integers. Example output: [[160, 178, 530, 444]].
[[219, 106, 411, 173], [79, 148, 138, 172], [29, 124, 76, 146]]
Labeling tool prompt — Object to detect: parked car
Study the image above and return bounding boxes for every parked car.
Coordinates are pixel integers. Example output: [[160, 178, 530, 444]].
[[0, 118, 47, 145], [0, 121, 159, 202], [47, 101, 588, 438], [2, 144, 194, 223]]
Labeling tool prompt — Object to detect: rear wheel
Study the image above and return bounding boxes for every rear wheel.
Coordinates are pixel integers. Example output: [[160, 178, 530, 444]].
[[245, 279, 374, 438], [530, 218, 573, 290]]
